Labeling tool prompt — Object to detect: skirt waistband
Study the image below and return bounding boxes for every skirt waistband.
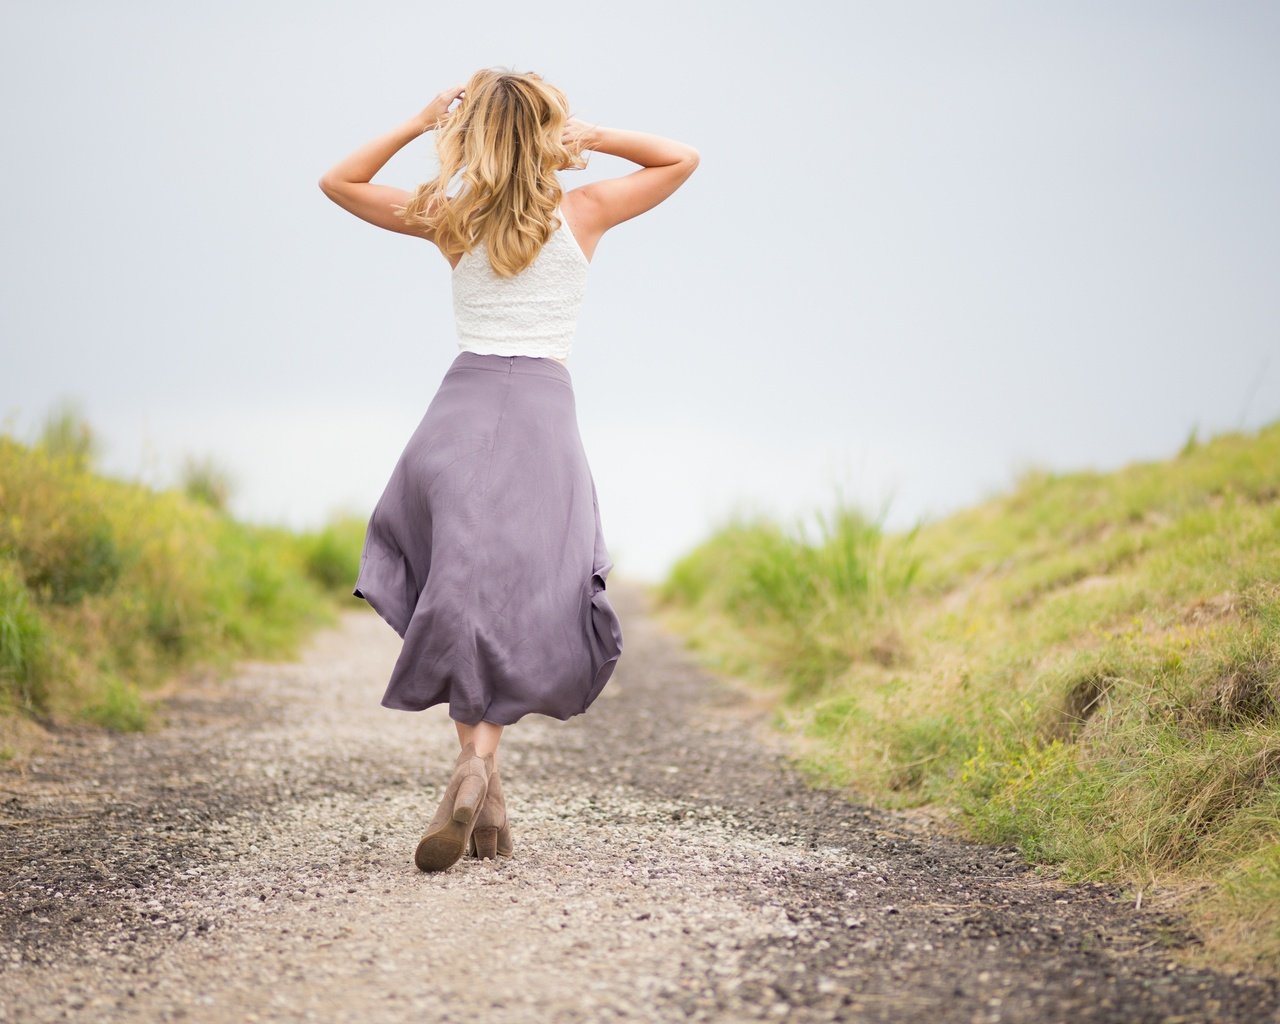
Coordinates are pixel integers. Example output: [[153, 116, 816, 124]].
[[449, 350, 572, 385]]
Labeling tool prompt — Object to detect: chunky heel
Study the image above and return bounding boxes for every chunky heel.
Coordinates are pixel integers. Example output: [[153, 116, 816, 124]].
[[472, 826, 499, 860], [452, 776, 485, 823], [466, 766, 514, 860]]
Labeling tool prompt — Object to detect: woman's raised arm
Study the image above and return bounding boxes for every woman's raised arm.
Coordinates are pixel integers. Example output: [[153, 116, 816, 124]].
[[318, 86, 464, 238], [565, 121, 700, 238]]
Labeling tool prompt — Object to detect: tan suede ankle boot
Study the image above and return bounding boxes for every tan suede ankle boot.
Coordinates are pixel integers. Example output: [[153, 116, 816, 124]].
[[414, 741, 494, 872], [468, 766, 513, 860]]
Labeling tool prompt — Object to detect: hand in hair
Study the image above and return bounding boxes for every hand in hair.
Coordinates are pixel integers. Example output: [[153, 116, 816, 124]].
[[414, 84, 467, 133], [561, 116, 598, 151]]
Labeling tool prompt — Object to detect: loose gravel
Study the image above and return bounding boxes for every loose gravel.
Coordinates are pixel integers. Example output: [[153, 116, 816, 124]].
[[2, 580, 1278, 1023]]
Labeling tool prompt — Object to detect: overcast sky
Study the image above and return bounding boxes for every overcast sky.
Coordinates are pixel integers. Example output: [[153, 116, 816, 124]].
[[2, 1, 1277, 582]]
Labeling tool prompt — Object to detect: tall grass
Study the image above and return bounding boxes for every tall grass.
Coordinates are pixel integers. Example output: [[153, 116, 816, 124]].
[[655, 418, 1280, 973], [179, 453, 237, 512], [0, 414, 369, 733], [661, 501, 922, 702], [36, 397, 100, 471]]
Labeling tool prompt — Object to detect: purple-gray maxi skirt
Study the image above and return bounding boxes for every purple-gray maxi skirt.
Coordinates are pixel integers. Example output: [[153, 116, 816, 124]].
[[353, 351, 623, 725]]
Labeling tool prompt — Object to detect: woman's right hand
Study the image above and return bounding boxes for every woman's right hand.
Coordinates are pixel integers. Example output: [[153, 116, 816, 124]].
[[561, 116, 598, 150]]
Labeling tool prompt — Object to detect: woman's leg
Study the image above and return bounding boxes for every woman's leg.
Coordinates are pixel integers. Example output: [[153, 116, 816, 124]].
[[454, 719, 505, 759], [452, 719, 511, 859]]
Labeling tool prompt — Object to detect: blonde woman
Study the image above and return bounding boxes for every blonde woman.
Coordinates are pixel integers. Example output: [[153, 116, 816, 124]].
[[319, 68, 699, 872]]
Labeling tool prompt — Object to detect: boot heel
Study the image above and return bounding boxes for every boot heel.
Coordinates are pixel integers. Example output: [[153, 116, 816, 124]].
[[452, 775, 486, 823], [466, 765, 513, 859], [472, 826, 499, 860]]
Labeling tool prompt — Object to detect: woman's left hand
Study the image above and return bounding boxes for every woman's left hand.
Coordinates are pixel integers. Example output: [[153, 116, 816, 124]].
[[414, 85, 466, 133]]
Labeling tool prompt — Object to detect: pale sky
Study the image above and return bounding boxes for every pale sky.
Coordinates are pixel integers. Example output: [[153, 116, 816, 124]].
[[2, 1, 1277, 582]]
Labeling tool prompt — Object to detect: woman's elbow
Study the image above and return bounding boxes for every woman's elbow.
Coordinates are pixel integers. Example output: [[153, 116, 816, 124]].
[[677, 150, 700, 181]]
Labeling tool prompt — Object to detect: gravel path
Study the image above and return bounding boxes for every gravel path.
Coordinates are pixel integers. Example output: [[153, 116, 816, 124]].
[[2, 580, 1278, 1023]]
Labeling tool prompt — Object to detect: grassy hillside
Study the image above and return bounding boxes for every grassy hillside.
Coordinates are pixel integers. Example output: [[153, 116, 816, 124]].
[[0, 423, 366, 743], [654, 419, 1280, 973]]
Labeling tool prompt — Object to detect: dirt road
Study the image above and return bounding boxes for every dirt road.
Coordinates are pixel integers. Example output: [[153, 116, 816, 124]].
[[2, 581, 1277, 1023]]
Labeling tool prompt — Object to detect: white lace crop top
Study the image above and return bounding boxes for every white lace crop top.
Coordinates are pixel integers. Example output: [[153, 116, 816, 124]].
[[452, 204, 590, 360]]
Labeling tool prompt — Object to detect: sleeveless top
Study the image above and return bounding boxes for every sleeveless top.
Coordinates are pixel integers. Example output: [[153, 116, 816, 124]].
[[452, 204, 590, 360]]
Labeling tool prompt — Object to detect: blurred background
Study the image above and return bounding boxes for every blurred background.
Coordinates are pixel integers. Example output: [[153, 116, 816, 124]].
[[2, 0, 1277, 583]]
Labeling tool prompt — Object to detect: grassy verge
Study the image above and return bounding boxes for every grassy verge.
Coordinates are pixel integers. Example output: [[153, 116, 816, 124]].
[[653, 418, 1280, 974], [0, 421, 367, 743]]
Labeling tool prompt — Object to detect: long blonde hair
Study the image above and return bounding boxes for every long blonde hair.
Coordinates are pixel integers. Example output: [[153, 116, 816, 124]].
[[394, 68, 590, 277]]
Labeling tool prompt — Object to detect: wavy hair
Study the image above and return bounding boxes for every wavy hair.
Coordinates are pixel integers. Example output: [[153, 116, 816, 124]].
[[394, 68, 591, 277]]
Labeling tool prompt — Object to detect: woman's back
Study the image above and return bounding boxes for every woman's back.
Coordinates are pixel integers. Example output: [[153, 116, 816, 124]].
[[452, 203, 590, 362]]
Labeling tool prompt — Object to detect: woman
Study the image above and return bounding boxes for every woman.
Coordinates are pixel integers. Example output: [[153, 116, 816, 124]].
[[318, 68, 699, 872]]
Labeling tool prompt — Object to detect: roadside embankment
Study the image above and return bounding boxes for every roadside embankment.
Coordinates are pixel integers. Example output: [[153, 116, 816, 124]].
[[0, 426, 364, 748], [655, 419, 1280, 973]]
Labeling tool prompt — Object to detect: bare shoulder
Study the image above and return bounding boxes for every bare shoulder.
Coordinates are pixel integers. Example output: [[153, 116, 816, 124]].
[[559, 187, 605, 265]]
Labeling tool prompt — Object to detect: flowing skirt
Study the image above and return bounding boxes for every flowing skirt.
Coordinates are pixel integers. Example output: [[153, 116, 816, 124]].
[[353, 351, 624, 725]]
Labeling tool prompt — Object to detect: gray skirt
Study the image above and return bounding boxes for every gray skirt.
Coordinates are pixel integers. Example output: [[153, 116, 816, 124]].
[[353, 351, 624, 726]]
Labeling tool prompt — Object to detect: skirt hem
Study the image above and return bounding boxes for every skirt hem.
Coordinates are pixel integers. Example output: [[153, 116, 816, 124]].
[[378, 695, 607, 728], [352, 582, 408, 640]]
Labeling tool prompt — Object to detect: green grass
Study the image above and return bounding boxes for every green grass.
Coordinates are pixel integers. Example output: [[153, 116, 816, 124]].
[[654, 418, 1280, 974], [0, 420, 369, 735]]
